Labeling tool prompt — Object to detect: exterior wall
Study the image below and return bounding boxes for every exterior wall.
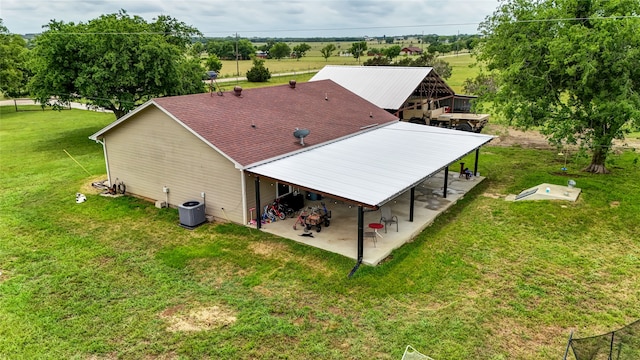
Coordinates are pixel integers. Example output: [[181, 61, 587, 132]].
[[102, 106, 244, 223], [244, 173, 280, 223]]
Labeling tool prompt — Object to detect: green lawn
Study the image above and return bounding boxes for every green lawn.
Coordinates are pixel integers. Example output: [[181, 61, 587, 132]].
[[1, 106, 638, 359]]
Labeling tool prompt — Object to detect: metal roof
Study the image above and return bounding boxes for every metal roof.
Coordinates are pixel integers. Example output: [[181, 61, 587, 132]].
[[310, 66, 437, 110], [247, 122, 494, 208]]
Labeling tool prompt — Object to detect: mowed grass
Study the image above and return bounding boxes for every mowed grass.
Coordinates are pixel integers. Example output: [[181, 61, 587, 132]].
[[1, 106, 639, 359]]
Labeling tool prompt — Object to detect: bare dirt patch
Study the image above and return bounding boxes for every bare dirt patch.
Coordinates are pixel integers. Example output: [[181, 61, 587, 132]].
[[160, 305, 237, 332], [485, 124, 640, 150], [249, 241, 290, 258]]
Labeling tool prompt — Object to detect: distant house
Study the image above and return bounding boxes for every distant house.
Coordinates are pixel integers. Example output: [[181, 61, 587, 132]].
[[255, 50, 268, 59], [401, 46, 423, 55]]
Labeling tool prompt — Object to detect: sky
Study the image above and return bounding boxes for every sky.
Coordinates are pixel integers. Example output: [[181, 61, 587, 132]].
[[1, 0, 500, 37]]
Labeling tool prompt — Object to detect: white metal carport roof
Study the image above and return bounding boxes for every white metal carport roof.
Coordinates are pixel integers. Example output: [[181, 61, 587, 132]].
[[309, 66, 436, 110], [247, 122, 493, 208]]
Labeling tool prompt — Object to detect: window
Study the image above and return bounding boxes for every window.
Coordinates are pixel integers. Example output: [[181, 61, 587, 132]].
[[277, 183, 291, 198]]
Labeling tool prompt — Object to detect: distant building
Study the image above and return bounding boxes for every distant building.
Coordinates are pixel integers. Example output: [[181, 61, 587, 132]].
[[401, 46, 423, 55]]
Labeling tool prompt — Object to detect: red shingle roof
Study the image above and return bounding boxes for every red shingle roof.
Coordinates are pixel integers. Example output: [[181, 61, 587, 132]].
[[153, 80, 398, 166]]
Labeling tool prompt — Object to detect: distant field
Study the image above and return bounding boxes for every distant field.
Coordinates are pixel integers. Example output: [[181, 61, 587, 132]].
[[219, 52, 476, 94]]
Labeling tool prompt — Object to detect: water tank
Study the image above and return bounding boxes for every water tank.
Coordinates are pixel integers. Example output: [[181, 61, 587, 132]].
[[178, 200, 206, 228]]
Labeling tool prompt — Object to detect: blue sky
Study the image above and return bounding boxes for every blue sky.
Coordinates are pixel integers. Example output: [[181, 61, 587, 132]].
[[2, 0, 500, 37]]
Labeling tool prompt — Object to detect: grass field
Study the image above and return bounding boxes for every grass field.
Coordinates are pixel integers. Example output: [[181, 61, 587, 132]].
[[217, 52, 475, 94], [1, 106, 639, 359]]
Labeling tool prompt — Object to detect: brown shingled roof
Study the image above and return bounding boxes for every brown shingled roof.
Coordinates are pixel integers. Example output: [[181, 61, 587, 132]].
[[153, 80, 398, 167]]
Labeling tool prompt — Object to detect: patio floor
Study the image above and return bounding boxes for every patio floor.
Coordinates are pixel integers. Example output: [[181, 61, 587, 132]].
[[254, 171, 486, 266]]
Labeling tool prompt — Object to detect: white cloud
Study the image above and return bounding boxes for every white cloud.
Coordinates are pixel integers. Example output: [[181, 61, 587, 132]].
[[1, 0, 499, 36]]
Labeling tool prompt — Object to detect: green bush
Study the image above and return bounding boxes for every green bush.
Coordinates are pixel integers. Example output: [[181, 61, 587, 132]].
[[246, 58, 271, 82]]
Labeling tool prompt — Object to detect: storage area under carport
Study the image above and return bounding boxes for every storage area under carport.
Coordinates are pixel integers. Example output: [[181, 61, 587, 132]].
[[252, 169, 486, 266]]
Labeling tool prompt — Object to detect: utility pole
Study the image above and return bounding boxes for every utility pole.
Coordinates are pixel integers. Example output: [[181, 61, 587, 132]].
[[235, 32, 240, 79]]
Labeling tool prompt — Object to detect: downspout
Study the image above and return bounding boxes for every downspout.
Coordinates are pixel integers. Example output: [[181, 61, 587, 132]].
[[240, 170, 248, 225], [95, 138, 111, 186]]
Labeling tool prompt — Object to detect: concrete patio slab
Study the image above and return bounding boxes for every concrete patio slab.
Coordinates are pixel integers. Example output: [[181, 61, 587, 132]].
[[253, 171, 486, 266]]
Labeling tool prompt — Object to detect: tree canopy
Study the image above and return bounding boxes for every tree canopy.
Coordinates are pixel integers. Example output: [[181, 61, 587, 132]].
[[28, 11, 205, 119], [320, 44, 336, 61], [363, 52, 452, 80], [0, 19, 29, 97], [292, 43, 311, 60], [270, 42, 291, 60], [349, 41, 367, 64], [205, 38, 255, 60], [476, 0, 640, 173]]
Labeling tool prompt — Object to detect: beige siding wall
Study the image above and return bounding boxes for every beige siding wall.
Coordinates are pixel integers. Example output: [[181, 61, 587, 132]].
[[102, 106, 244, 223], [244, 173, 279, 222]]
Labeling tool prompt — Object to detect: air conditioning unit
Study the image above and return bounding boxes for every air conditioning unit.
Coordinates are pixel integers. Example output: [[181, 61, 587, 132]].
[[178, 200, 206, 228]]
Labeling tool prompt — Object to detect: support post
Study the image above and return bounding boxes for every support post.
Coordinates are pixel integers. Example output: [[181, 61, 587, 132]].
[[409, 187, 415, 222], [443, 166, 449, 198], [348, 205, 365, 278], [254, 176, 261, 229], [474, 148, 480, 176]]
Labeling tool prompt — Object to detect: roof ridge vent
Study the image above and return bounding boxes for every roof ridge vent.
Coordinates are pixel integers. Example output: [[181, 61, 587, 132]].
[[289, 80, 296, 88], [233, 86, 242, 96]]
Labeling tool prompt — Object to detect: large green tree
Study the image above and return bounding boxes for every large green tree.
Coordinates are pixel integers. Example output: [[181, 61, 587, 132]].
[[477, 0, 640, 173], [292, 43, 311, 61], [349, 41, 367, 64], [29, 11, 205, 119], [270, 42, 291, 60], [0, 19, 29, 97]]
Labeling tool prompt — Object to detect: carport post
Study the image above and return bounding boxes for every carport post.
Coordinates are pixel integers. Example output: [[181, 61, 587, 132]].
[[348, 206, 364, 278], [409, 187, 415, 222], [443, 166, 449, 198], [474, 148, 480, 176], [255, 176, 261, 229]]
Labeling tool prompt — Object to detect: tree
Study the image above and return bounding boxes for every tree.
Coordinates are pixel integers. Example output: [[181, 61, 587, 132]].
[[270, 42, 291, 60], [204, 54, 222, 72], [188, 41, 204, 57], [463, 72, 498, 96], [292, 43, 311, 61], [206, 40, 234, 59], [246, 58, 271, 82], [349, 41, 367, 64], [28, 11, 205, 119], [320, 43, 336, 61], [382, 45, 401, 62], [236, 38, 256, 59], [0, 19, 29, 97], [477, 0, 640, 173]]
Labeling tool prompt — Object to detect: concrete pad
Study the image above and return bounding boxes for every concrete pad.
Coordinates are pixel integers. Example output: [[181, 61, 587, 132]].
[[253, 171, 485, 266], [506, 183, 581, 202]]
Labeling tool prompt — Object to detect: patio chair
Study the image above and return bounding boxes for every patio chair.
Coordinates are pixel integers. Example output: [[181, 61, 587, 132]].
[[379, 206, 398, 233]]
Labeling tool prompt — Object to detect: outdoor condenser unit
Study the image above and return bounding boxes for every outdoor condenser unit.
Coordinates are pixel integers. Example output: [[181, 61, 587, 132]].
[[178, 200, 206, 228]]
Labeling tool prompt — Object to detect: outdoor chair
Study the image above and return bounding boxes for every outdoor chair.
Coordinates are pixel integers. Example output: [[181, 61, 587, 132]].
[[379, 206, 398, 233]]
